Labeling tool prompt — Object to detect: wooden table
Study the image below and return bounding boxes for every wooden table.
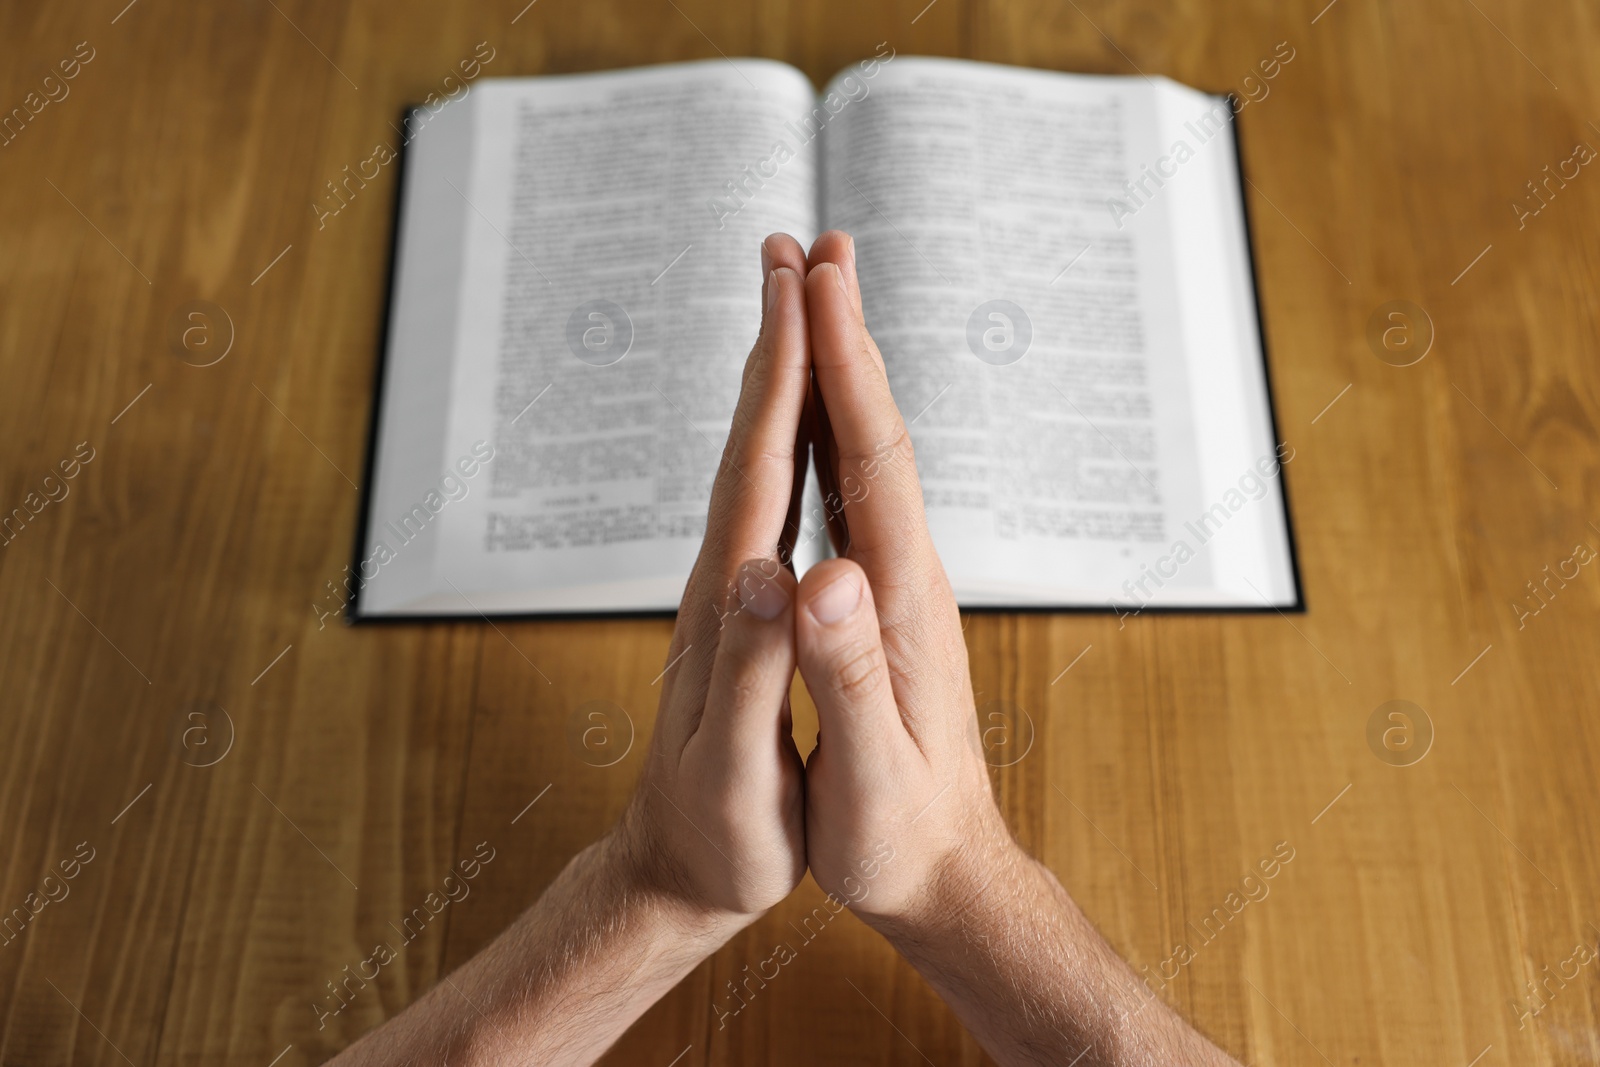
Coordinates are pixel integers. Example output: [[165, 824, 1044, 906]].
[[3, 0, 1597, 1063]]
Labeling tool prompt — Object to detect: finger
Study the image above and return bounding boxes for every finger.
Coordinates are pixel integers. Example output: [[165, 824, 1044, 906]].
[[692, 560, 806, 900], [806, 230, 867, 336], [663, 237, 809, 720], [699, 259, 809, 579], [802, 234, 852, 556], [770, 242, 812, 570], [695, 559, 800, 759], [762, 231, 808, 313], [793, 558, 904, 775], [803, 251, 936, 596], [805, 239, 972, 738]]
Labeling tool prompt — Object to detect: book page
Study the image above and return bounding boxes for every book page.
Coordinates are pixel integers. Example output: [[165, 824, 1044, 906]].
[[364, 60, 818, 615], [1153, 82, 1299, 608], [819, 58, 1213, 605]]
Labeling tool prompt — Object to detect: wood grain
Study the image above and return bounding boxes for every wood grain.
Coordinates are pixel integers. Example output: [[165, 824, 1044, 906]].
[[1, 0, 1597, 1064]]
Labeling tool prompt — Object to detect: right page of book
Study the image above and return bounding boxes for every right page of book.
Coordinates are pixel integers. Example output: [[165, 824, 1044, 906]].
[[819, 57, 1298, 609]]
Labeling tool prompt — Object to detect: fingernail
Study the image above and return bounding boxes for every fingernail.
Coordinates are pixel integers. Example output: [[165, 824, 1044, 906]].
[[845, 234, 857, 278], [829, 262, 848, 298], [739, 567, 788, 621], [760, 240, 772, 276], [767, 269, 780, 312], [808, 574, 861, 625]]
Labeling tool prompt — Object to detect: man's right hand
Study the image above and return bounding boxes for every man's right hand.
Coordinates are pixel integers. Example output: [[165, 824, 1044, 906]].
[[794, 231, 1017, 927], [794, 230, 1241, 1067]]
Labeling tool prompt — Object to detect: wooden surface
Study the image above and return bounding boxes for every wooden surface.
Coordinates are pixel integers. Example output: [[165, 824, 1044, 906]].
[[2, 0, 1598, 1063]]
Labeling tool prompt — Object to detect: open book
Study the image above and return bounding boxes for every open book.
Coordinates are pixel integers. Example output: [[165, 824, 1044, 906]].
[[352, 54, 1301, 619]]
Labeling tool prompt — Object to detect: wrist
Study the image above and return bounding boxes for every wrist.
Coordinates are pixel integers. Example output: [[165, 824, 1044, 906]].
[[865, 813, 1037, 948], [594, 826, 752, 952]]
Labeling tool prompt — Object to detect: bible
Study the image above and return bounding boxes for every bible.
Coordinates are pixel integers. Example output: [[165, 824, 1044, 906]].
[[352, 53, 1301, 618]]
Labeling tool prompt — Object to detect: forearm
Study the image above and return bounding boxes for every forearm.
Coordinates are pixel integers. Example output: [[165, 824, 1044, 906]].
[[871, 837, 1239, 1067], [329, 833, 743, 1067]]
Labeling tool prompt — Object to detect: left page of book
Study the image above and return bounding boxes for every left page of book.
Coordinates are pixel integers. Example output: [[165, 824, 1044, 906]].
[[360, 59, 819, 616]]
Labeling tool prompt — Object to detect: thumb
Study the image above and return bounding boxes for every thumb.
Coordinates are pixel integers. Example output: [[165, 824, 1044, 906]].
[[794, 559, 902, 772], [698, 558, 799, 754]]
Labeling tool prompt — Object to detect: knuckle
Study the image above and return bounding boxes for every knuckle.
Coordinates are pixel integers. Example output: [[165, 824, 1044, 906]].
[[726, 437, 796, 478], [717, 625, 786, 706], [724, 667, 768, 710], [838, 425, 914, 469], [878, 425, 915, 464], [831, 642, 886, 703]]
